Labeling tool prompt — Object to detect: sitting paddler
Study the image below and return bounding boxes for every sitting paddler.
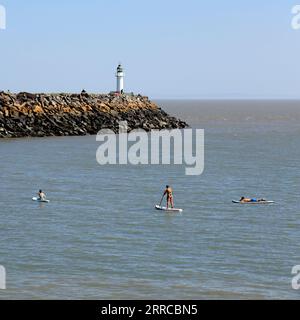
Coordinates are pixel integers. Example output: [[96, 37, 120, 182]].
[[38, 190, 46, 201]]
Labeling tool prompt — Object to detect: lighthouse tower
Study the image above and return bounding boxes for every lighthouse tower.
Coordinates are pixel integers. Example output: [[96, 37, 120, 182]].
[[116, 64, 124, 94]]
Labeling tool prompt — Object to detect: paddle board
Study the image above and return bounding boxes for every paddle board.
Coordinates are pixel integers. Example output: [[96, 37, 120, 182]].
[[32, 197, 50, 203], [155, 205, 183, 212], [232, 200, 274, 204]]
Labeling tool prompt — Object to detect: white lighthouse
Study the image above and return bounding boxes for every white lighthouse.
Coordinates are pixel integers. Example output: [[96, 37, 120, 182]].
[[116, 64, 124, 94]]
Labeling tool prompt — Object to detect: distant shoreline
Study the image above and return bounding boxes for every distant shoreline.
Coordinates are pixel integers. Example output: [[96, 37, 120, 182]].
[[154, 98, 300, 101]]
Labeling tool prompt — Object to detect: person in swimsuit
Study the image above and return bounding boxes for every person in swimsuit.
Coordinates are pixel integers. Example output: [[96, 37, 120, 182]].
[[239, 196, 251, 203], [38, 190, 46, 201], [163, 185, 174, 209]]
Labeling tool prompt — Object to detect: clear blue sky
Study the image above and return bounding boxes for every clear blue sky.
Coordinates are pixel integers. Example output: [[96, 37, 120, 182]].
[[0, 0, 299, 98]]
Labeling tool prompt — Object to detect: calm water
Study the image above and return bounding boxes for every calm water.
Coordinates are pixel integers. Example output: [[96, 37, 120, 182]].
[[0, 100, 300, 299]]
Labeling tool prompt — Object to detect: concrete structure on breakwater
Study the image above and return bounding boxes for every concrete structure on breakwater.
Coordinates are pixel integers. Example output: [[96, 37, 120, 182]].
[[0, 91, 188, 138]]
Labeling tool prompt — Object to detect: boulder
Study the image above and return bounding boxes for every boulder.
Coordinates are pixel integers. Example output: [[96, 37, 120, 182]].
[[0, 92, 188, 138]]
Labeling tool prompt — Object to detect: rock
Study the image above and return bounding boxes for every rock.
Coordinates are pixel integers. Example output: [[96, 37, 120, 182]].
[[0, 91, 188, 138], [33, 105, 44, 114]]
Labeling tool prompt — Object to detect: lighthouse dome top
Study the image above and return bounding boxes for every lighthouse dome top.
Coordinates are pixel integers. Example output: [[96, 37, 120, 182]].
[[117, 64, 123, 72]]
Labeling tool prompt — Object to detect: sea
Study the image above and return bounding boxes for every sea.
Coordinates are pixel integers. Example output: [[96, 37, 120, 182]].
[[0, 100, 300, 299]]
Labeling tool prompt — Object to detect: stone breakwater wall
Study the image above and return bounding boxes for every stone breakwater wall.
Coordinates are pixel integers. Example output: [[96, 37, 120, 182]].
[[0, 92, 188, 138]]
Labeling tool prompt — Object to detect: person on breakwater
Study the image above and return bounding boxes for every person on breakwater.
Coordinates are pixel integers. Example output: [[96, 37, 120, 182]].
[[38, 190, 46, 201], [163, 185, 174, 209]]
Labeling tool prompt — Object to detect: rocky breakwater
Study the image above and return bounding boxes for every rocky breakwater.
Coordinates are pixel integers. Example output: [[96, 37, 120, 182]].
[[0, 92, 188, 138]]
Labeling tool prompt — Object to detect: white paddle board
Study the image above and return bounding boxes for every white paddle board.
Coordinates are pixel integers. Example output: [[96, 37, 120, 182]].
[[32, 197, 50, 203], [232, 200, 274, 204], [155, 205, 183, 212]]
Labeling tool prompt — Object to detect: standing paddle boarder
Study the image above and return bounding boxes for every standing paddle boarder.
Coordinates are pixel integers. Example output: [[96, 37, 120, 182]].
[[155, 185, 182, 212], [162, 185, 174, 209]]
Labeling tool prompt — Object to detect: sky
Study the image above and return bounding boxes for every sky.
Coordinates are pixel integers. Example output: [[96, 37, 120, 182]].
[[0, 0, 300, 98]]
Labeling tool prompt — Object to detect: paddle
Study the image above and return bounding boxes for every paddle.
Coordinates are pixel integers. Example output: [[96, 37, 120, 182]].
[[159, 193, 165, 206]]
